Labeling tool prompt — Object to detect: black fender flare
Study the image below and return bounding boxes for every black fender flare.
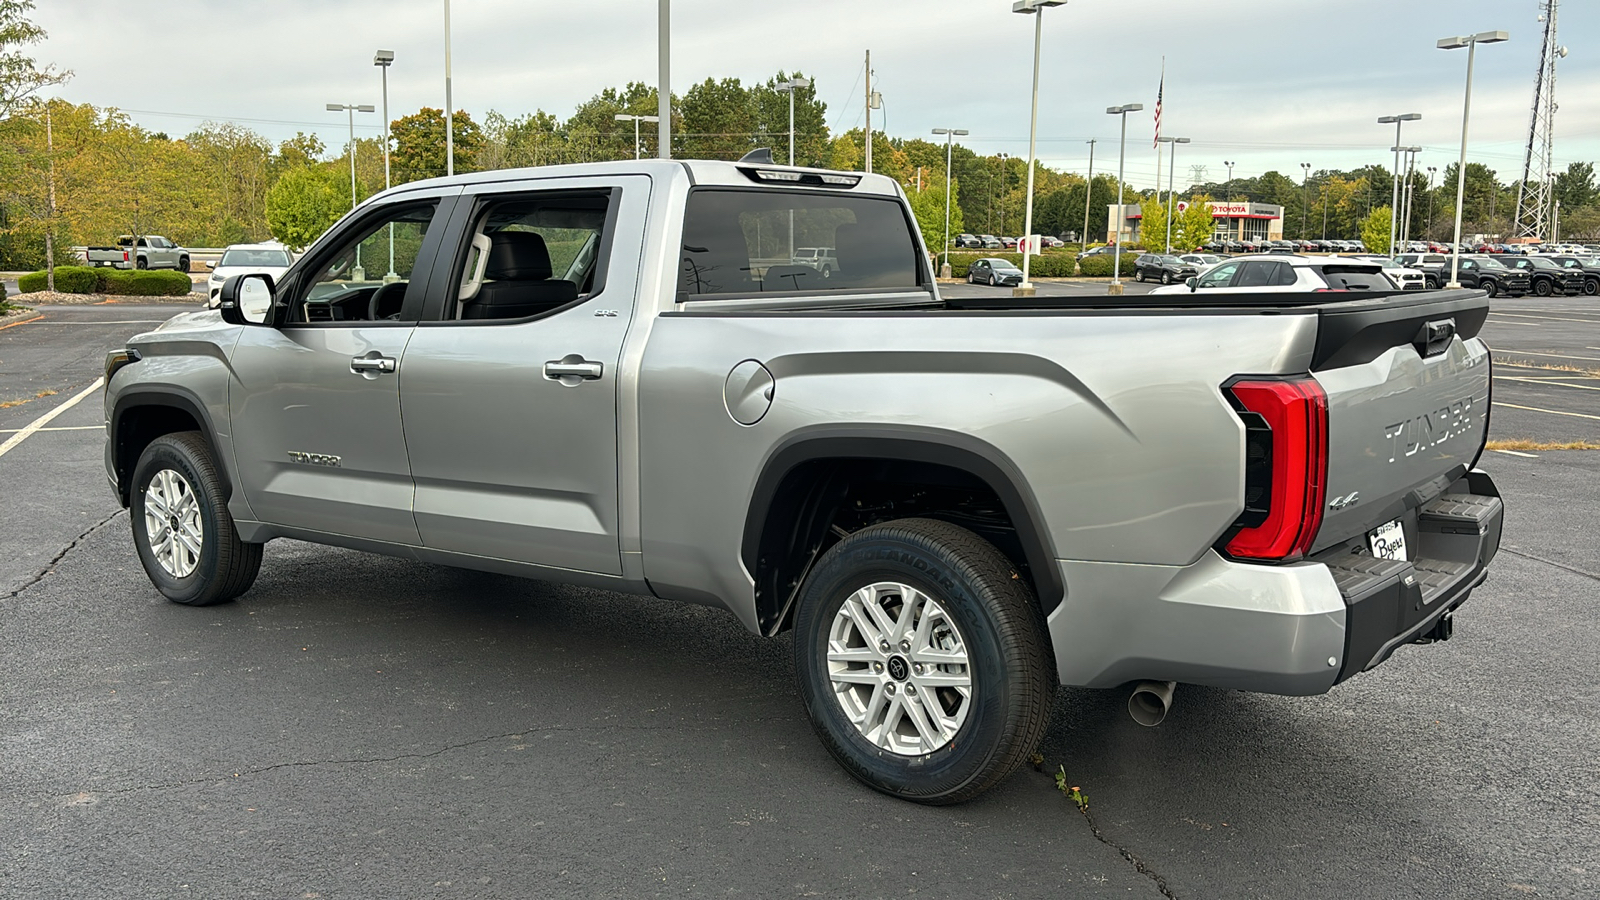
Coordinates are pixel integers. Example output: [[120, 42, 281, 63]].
[[110, 387, 231, 506], [741, 426, 1065, 630]]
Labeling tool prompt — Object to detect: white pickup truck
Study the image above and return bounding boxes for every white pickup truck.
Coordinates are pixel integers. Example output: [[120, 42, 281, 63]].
[[85, 235, 190, 272]]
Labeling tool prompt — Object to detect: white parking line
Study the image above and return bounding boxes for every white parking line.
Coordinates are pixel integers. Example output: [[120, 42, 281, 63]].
[[0, 378, 104, 460], [1493, 401, 1600, 421], [1497, 350, 1600, 363], [1491, 449, 1540, 458], [0, 424, 101, 434], [1497, 376, 1600, 391], [28, 320, 167, 326]]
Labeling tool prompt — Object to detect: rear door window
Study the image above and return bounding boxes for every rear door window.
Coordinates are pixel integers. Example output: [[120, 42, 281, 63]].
[[678, 189, 924, 299]]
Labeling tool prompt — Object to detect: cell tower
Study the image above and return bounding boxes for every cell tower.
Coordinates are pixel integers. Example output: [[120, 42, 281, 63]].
[[1514, 0, 1567, 239]]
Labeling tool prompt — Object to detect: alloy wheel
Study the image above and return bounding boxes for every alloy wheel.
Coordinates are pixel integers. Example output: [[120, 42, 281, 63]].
[[826, 581, 973, 756], [143, 468, 203, 578]]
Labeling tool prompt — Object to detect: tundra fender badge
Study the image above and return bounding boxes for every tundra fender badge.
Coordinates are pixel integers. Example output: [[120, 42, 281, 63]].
[[287, 451, 342, 467], [1327, 491, 1360, 511]]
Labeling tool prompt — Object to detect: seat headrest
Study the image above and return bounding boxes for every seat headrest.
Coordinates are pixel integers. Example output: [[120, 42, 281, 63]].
[[485, 230, 553, 280]]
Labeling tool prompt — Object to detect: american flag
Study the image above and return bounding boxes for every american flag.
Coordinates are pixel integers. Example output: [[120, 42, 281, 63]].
[[1153, 74, 1163, 148]]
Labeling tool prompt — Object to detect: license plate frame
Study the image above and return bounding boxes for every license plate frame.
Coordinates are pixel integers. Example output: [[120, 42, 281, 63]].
[[1368, 518, 1408, 562]]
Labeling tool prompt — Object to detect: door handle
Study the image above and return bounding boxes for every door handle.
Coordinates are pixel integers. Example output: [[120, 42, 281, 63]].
[[350, 356, 397, 373], [544, 356, 603, 383]]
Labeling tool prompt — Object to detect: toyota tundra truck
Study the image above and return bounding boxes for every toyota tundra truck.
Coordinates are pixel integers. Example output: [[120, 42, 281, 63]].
[[102, 157, 1502, 804], [86, 234, 191, 271]]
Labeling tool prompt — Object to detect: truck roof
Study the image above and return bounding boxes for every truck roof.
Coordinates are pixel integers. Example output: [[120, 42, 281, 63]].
[[375, 158, 905, 202]]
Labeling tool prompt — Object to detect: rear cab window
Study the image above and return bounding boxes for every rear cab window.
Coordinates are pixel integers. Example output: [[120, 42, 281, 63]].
[[1319, 265, 1390, 291], [677, 189, 927, 303]]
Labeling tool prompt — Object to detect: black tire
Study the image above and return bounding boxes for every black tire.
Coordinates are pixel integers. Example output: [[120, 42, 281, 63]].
[[793, 518, 1054, 805], [821, 266, 831, 279], [130, 431, 262, 606], [135, 257, 148, 270], [1586, 278, 1598, 296], [989, 273, 996, 286], [1161, 271, 1173, 285], [1482, 280, 1498, 298], [177, 256, 189, 273], [1534, 278, 1552, 297]]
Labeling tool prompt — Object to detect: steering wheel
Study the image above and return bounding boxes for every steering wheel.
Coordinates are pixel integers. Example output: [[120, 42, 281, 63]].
[[367, 281, 408, 321]]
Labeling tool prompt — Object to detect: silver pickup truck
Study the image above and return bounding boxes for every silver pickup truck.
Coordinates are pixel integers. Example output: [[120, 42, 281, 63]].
[[86, 235, 190, 271], [102, 158, 1501, 804]]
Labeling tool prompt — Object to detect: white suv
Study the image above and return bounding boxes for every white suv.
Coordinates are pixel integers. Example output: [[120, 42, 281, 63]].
[[791, 247, 837, 278], [1149, 254, 1394, 295]]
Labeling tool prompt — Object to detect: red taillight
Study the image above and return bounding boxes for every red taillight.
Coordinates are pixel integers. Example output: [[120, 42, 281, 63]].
[[123, 250, 130, 262], [1224, 378, 1328, 561]]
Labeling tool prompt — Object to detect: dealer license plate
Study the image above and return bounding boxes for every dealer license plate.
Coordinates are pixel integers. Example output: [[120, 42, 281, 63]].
[[1368, 518, 1408, 562]]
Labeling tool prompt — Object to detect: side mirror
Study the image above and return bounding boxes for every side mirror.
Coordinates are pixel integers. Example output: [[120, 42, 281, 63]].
[[218, 274, 274, 326], [204, 260, 216, 270], [1185, 277, 1198, 292]]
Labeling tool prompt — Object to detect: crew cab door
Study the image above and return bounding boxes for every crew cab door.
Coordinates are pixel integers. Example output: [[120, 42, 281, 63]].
[[227, 190, 458, 544], [397, 176, 649, 575]]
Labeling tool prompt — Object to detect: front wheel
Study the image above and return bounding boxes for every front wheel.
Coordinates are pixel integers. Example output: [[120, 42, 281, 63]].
[[793, 518, 1054, 805], [177, 256, 189, 273], [1161, 271, 1173, 284], [1482, 280, 1498, 298], [130, 432, 262, 606], [1586, 278, 1599, 296], [1534, 279, 1553, 297]]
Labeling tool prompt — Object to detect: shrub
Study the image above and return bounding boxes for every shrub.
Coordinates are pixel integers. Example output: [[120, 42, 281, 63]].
[[17, 265, 104, 294], [944, 250, 1079, 278], [102, 269, 194, 297], [1077, 253, 1138, 277]]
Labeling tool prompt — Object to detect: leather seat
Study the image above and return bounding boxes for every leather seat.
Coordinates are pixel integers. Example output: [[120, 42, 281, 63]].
[[463, 231, 578, 320]]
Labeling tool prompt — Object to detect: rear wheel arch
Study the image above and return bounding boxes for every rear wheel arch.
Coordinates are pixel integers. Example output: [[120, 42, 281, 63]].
[[111, 390, 229, 507], [741, 433, 1063, 637]]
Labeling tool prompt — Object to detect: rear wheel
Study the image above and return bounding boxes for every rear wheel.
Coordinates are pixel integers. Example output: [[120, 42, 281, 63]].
[[135, 257, 148, 270], [793, 518, 1054, 805], [130, 432, 262, 606]]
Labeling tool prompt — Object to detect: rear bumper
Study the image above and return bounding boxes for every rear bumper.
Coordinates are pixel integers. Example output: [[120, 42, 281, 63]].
[[1045, 470, 1501, 696]]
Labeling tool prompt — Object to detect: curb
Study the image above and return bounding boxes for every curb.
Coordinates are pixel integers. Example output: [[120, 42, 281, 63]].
[[0, 308, 43, 330]]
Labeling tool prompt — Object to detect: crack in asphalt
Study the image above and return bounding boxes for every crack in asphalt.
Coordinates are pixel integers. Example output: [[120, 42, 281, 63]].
[[1502, 546, 1600, 583], [1039, 762, 1180, 900], [3, 509, 125, 600]]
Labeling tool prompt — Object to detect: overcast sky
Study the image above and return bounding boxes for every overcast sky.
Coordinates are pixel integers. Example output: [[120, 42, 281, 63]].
[[35, 0, 1600, 191]]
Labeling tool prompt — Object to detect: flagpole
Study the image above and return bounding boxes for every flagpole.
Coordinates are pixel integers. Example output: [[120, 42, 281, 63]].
[[1154, 57, 1164, 244]]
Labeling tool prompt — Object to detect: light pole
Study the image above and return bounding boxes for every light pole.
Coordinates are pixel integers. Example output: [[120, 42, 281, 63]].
[[932, 127, 968, 278], [1081, 138, 1096, 250], [1157, 136, 1189, 253], [1438, 30, 1508, 288], [374, 51, 396, 279], [326, 102, 375, 211], [1224, 160, 1234, 199], [1426, 165, 1437, 238], [443, 0, 453, 176], [1396, 146, 1421, 252], [659, 0, 671, 158], [1106, 102, 1143, 294], [613, 113, 661, 160], [1010, 0, 1066, 297], [1377, 112, 1421, 256], [775, 76, 811, 166], [1300, 162, 1311, 239]]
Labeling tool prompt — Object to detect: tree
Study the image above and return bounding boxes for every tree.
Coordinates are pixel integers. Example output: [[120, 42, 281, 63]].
[[907, 177, 962, 264], [1175, 194, 1216, 251], [265, 165, 344, 249], [0, 0, 69, 119], [391, 108, 482, 182], [1360, 205, 1391, 255], [1553, 161, 1596, 211], [1138, 196, 1168, 251], [678, 77, 756, 161]]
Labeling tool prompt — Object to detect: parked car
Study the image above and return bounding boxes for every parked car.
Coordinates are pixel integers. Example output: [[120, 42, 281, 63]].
[[1178, 253, 1226, 273], [1452, 255, 1530, 297], [1149, 254, 1394, 295], [791, 247, 839, 278], [1076, 244, 1117, 260], [1395, 253, 1451, 289], [105, 157, 1501, 805], [978, 234, 1003, 249], [1134, 253, 1200, 285], [85, 235, 190, 271], [1503, 255, 1584, 296], [205, 243, 294, 307], [1550, 256, 1600, 295], [1353, 255, 1426, 290], [1041, 236, 1065, 249], [967, 257, 1024, 287], [954, 233, 983, 249], [1000, 236, 1019, 249]]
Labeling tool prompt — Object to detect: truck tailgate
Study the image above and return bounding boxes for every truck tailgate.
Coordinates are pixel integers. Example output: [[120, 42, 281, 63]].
[[1309, 289, 1491, 554]]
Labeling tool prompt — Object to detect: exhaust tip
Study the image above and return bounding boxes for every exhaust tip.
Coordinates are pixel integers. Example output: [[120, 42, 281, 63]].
[[1128, 680, 1177, 727]]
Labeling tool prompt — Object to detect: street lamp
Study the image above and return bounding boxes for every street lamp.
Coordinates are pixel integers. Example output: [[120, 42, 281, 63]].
[[1300, 162, 1311, 239], [932, 127, 969, 278], [443, 0, 454, 176], [1377, 112, 1421, 256], [1081, 139, 1096, 251], [1223, 160, 1235, 201], [1157, 136, 1189, 254], [1010, 0, 1067, 297], [1438, 30, 1509, 288], [374, 51, 396, 280], [1394, 145, 1421, 251], [1106, 102, 1143, 295], [775, 77, 811, 166], [613, 113, 661, 160], [326, 102, 375, 212], [1426, 165, 1438, 238]]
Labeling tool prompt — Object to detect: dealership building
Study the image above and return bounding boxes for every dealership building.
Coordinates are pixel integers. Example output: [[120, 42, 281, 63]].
[[1106, 201, 1285, 246]]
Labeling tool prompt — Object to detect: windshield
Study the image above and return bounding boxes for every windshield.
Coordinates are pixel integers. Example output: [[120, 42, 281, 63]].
[[992, 261, 1020, 272], [219, 248, 292, 267]]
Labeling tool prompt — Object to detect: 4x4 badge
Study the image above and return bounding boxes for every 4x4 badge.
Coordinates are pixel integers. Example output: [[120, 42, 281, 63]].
[[1327, 491, 1360, 511]]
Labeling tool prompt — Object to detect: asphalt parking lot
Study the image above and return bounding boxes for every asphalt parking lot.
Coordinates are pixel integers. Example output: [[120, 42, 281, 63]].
[[1, 297, 1596, 899]]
